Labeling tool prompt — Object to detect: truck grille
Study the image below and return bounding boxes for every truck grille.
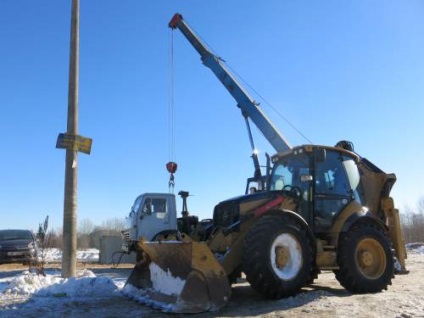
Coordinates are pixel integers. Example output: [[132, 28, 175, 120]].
[[121, 231, 130, 241]]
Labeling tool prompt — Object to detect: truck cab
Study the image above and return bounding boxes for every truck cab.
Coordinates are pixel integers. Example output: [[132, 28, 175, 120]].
[[121, 193, 178, 252]]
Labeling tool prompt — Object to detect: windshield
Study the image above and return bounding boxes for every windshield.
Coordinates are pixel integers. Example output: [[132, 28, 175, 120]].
[[132, 196, 143, 214], [0, 230, 33, 241], [270, 154, 310, 190]]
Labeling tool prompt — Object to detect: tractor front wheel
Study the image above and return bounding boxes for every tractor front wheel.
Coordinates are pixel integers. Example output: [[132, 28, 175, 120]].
[[243, 215, 313, 299]]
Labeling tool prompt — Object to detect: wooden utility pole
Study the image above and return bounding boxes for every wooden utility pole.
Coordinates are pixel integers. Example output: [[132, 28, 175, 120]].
[[56, 0, 91, 277], [62, 0, 80, 278]]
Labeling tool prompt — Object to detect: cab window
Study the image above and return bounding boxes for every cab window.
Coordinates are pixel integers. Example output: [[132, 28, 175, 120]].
[[270, 164, 292, 190], [270, 154, 311, 191], [143, 198, 168, 220], [315, 151, 349, 196]]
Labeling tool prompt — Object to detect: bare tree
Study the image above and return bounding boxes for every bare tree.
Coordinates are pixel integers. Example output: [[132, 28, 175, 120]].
[[79, 218, 95, 234], [78, 218, 95, 249], [101, 217, 125, 232], [44, 227, 63, 249], [400, 198, 424, 243], [418, 196, 424, 214], [86, 218, 125, 249]]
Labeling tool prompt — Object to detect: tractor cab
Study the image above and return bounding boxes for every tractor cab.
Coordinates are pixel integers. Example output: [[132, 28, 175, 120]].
[[270, 145, 364, 232]]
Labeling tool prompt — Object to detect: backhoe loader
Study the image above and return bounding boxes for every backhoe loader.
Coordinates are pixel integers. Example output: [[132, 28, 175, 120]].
[[122, 13, 407, 314]]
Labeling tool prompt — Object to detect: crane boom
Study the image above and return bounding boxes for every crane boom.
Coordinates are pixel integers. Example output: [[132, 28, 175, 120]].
[[169, 13, 291, 153]]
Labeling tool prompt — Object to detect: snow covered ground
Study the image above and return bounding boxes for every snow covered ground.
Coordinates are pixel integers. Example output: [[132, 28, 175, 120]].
[[0, 248, 131, 317], [40, 248, 100, 263], [0, 245, 423, 317]]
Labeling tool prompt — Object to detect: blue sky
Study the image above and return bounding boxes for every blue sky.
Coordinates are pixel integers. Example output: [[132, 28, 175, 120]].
[[1, 0, 423, 231]]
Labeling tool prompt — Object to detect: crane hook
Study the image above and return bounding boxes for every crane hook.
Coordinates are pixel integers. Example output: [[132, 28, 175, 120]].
[[166, 161, 178, 193]]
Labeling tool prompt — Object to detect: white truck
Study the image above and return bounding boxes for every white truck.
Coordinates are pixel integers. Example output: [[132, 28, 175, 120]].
[[121, 191, 210, 253]]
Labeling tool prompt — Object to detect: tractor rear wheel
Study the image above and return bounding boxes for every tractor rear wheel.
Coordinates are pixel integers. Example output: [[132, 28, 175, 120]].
[[243, 215, 313, 299], [334, 222, 394, 293]]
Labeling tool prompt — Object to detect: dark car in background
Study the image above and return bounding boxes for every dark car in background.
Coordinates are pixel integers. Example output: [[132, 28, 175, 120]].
[[0, 229, 39, 265]]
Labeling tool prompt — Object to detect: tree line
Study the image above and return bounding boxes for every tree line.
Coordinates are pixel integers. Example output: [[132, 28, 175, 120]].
[[41, 217, 125, 250], [400, 197, 424, 243]]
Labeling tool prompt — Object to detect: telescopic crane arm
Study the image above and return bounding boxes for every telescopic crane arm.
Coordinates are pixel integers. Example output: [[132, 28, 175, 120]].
[[169, 13, 291, 153]]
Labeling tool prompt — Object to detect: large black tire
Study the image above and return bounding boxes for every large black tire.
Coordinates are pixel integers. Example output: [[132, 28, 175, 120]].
[[242, 215, 313, 299], [334, 222, 394, 293]]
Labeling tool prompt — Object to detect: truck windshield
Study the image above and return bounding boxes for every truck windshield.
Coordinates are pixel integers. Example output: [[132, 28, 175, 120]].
[[132, 196, 143, 214]]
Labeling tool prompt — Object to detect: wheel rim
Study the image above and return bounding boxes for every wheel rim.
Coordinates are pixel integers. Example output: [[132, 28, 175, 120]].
[[355, 238, 386, 279], [270, 233, 303, 280]]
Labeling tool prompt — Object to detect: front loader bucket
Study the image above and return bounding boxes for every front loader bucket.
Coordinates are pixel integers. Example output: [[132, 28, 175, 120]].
[[123, 241, 231, 313]]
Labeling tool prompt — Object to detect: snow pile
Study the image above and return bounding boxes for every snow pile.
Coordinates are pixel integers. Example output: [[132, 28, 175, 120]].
[[149, 262, 185, 296], [3, 269, 117, 298], [40, 248, 99, 262], [406, 242, 424, 254], [5, 271, 63, 295], [36, 275, 117, 298], [0, 269, 119, 312]]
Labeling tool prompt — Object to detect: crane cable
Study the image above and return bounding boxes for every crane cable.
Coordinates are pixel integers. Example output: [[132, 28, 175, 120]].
[[167, 30, 177, 193], [226, 64, 313, 145]]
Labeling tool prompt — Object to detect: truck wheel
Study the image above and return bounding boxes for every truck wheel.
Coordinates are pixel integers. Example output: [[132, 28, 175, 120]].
[[334, 222, 394, 293], [243, 215, 313, 299]]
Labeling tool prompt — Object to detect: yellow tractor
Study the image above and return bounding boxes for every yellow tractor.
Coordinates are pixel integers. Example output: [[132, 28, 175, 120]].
[[124, 143, 407, 313], [122, 14, 407, 313]]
